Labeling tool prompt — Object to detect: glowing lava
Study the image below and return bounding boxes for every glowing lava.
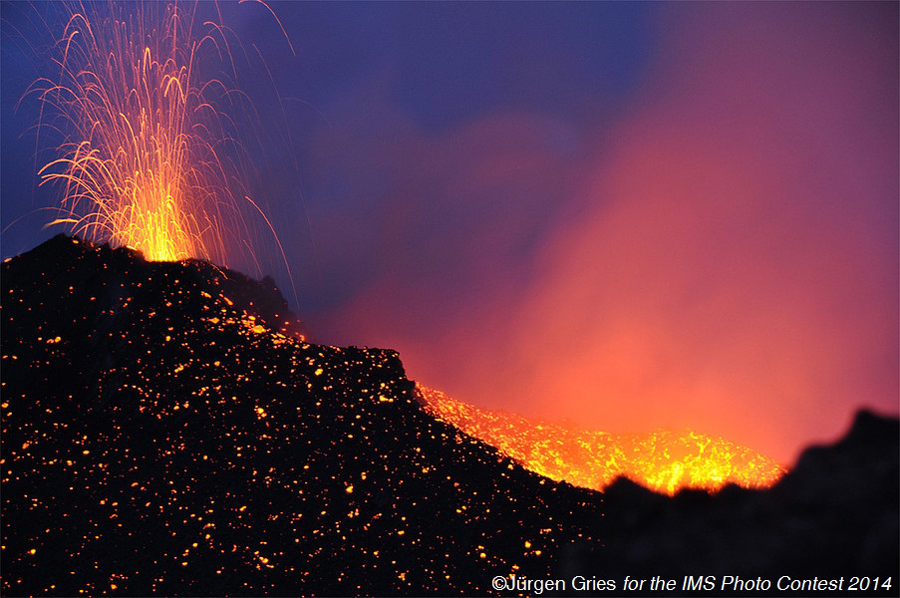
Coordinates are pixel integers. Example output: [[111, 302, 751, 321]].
[[34, 2, 257, 263], [418, 384, 786, 495]]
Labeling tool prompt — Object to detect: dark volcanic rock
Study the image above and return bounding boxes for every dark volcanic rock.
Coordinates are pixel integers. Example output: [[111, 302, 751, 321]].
[[2, 234, 897, 596], [593, 411, 899, 594], [1, 235, 602, 596]]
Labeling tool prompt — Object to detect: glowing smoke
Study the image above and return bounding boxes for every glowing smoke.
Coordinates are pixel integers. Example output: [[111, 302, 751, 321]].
[[314, 3, 898, 463]]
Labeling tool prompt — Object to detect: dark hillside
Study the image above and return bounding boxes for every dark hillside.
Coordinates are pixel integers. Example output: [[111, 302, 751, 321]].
[[2, 234, 896, 596], [1, 235, 601, 596]]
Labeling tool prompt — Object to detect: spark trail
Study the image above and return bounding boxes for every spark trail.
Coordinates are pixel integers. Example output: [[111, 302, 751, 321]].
[[33, 2, 267, 266]]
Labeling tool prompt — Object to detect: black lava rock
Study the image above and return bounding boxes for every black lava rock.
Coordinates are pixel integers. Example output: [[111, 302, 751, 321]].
[[1, 235, 602, 596], [2, 234, 896, 596]]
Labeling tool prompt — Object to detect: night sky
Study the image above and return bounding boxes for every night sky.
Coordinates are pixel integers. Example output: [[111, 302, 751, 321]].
[[2, 1, 897, 463]]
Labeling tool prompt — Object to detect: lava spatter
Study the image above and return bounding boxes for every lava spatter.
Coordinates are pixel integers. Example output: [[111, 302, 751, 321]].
[[418, 385, 785, 495]]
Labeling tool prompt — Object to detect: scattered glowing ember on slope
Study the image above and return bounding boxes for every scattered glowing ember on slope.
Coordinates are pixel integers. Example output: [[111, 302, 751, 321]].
[[417, 384, 786, 495], [3, 238, 604, 595]]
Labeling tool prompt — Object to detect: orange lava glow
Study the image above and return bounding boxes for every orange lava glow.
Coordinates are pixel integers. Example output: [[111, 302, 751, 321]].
[[418, 384, 786, 495], [35, 3, 254, 263]]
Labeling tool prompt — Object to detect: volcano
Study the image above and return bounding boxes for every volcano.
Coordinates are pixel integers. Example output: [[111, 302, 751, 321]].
[[2, 235, 897, 596]]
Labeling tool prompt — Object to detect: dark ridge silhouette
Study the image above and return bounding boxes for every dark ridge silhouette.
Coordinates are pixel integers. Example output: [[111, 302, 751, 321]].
[[2, 234, 897, 596], [589, 409, 899, 592], [1, 234, 602, 596]]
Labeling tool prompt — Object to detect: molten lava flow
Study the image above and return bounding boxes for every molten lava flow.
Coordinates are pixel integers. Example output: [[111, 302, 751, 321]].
[[417, 384, 785, 495], [34, 3, 255, 264]]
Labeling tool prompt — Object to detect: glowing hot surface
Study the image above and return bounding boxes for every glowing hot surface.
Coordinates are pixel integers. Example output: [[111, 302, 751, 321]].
[[418, 385, 785, 495]]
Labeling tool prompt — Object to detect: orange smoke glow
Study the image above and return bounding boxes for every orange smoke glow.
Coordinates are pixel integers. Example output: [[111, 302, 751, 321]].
[[321, 4, 897, 466], [418, 384, 785, 495], [34, 3, 254, 264]]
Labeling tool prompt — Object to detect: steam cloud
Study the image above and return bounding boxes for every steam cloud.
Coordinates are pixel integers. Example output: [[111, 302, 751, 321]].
[[306, 4, 898, 463]]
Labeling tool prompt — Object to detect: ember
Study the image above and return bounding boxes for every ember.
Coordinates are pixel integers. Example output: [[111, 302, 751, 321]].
[[418, 384, 785, 495]]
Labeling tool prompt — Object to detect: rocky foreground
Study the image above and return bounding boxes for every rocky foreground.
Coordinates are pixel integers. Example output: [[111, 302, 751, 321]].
[[2, 235, 896, 596]]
